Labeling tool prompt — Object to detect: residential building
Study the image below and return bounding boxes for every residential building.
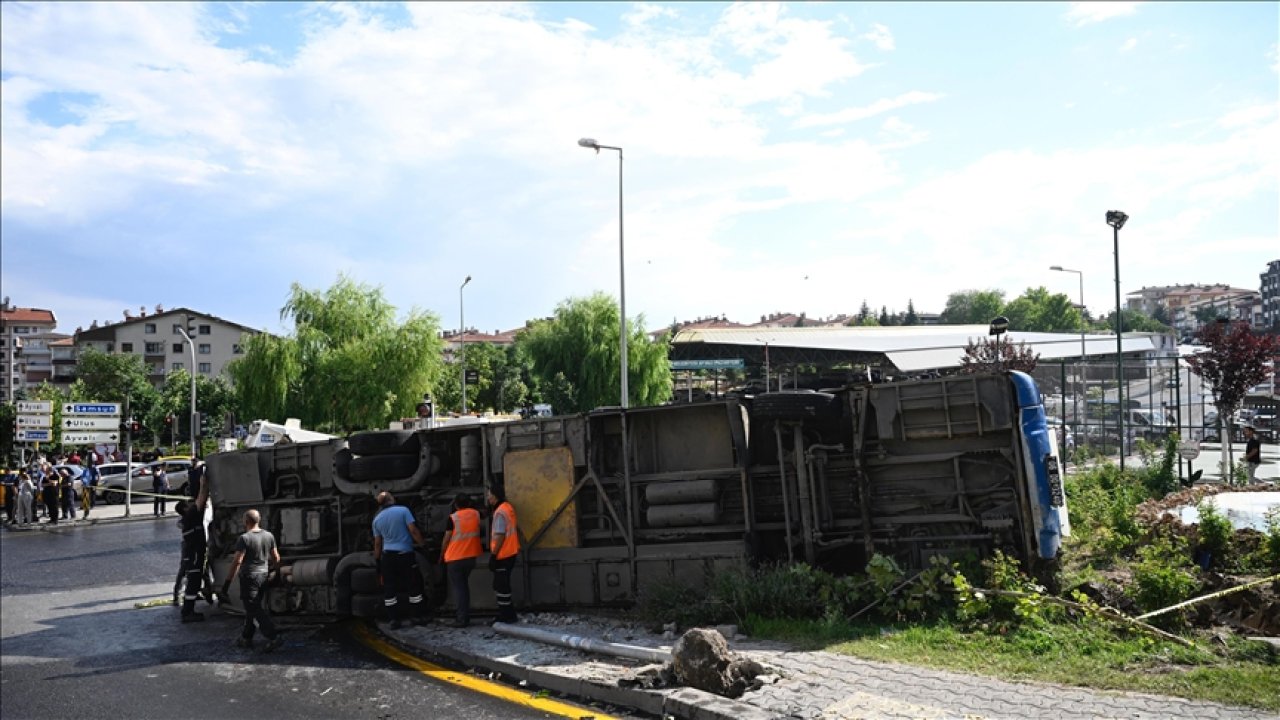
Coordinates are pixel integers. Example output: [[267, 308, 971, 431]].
[[1262, 260, 1280, 331], [441, 327, 519, 364], [0, 301, 58, 402], [1125, 284, 1256, 321], [74, 307, 260, 387]]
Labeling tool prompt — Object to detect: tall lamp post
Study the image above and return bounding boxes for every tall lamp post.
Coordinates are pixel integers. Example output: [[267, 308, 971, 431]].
[[989, 316, 1009, 372], [1107, 210, 1129, 469], [459, 275, 472, 415], [175, 314, 198, 456], [1051, 265, 1087, 445], [577, 138, 627, 408]]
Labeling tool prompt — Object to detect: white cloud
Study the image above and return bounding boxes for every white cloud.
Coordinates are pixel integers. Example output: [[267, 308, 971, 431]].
[[1120, 37, 1137, 52], [861, 23, 894, 51], [1269, 43, 1278, 73], [1065, 2, 1141, 27], [623, 2, 678, 27], [793, 91, 943, 129]]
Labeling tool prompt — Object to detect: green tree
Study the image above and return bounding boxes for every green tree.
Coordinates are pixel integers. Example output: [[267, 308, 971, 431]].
[[1098, 309, 1169, 334], [1193, 305, 1224, 324], [857, 315, 882, 327], [517, 293, 671, 413], [940, 289, 1006, 325], [151, 370, 239, 446], [1001, 287, 1083, 332], [68, 348, 161, 427], [228, 275, 445, 432], [857, 300, 871, 322], [435, 342, 531, 415], [904, 299, 919, 326], [878, 306, 891, 326]]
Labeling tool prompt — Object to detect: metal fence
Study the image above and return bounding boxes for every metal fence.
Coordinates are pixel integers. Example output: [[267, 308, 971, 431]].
[[1028, 355, 1278, 477]]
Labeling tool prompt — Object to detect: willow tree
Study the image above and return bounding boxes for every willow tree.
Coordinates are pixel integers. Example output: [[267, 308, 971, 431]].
[[228, 276, 445, 432], [517, 293, 671, 413]]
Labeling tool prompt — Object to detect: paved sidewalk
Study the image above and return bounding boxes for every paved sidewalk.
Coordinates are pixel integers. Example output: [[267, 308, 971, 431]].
[[377, 615, 1280, 720], [2, 496, 177, 532]]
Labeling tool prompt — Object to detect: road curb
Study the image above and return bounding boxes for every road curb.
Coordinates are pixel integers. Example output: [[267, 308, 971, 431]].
[[2, 512, 167, 533], [373, 623, 779, 720]]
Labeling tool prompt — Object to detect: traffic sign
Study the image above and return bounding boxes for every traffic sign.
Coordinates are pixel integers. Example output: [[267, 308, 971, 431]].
[[16, 429, 52, 442], [16, 401, 52, 414], [62, 431, 121, 444], [63, 417, 120, 431], [62, 402, 121, 416], [670, 358, 746, 370], [16, 414, 53, 428]]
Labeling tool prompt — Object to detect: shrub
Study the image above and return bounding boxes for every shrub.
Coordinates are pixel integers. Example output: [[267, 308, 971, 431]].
[[1195, 499, 1233, 570], [1129, 536, 1200, 620], [1137, 433, 1180, 499]]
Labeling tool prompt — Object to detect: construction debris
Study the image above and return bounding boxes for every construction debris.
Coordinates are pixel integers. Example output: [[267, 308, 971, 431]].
[[670, 628, 769, 699]]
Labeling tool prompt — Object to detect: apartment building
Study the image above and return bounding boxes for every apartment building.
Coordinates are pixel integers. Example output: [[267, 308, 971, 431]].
[[74, 307, 260, 387], [441, 327, 518, 364], [1262, 260, 1280, 331], [0, 301, 58, 402]]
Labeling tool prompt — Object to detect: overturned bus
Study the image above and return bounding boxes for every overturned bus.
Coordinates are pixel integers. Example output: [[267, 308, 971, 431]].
[[205, 371, 1069, 618]]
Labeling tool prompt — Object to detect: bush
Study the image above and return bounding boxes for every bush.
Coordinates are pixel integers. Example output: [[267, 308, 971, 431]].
[[1129, 536, 1200, 620], [1137, 433, 1180, 499], [1195, 499, 1233, 570]]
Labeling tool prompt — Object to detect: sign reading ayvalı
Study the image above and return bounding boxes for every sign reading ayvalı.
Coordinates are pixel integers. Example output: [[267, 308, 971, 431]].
[[16, 401, 53, 414], [62, 431, 121, 445], [62, 402, 122, 416]]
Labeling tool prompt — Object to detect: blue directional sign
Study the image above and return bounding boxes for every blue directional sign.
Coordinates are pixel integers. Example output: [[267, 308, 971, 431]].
[[16, 429, 52, 442], [670, 358, 746, 370], [62, 402, 122, 416]]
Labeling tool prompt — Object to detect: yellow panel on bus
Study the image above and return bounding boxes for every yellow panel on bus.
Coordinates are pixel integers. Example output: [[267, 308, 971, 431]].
[[503, 446, 579, 549]]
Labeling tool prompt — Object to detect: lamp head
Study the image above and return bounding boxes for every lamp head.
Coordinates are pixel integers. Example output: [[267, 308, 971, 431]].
[[462, 275, 471, 287], [1106, 210, 1128, 230], [988, 316, 1010, 336], [1050, 265, 1064, 271], [577, 138, 598, 149]]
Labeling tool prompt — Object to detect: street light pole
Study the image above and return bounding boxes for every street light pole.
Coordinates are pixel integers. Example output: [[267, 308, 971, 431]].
[[1107, 210, 1129, 469], [989, 316, 1009, 372], [460, 275, 471, 415], [1051, 265, 1087, 446], [177, 315, 197, 456], [578, 138, 627, 409]]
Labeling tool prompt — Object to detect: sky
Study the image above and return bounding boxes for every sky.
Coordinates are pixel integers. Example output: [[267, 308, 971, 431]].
[[1, 1, 1276, 338]]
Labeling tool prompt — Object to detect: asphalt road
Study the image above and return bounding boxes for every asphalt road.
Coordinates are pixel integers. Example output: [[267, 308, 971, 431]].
[[0, 519, 601, 720]]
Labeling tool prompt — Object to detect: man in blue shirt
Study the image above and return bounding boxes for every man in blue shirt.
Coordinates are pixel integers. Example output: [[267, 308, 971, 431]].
[[372, 492, 428, 629]]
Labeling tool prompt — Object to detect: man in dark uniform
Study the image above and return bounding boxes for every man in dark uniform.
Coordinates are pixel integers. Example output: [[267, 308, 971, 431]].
[[178, 463, 212, 622], [1243, 424, 1262, 484]]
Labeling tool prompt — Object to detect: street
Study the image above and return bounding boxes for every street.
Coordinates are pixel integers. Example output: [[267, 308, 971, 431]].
[[0, 518, 616, 720]]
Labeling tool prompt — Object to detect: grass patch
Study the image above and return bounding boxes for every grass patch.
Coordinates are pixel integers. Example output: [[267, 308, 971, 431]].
[[748, 617, 1280, 712]]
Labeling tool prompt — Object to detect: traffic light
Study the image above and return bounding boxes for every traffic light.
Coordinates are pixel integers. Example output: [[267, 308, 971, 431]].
[[164, 414, 174, 428], [192, 411, 203, 438], [200, 413, 212, 436], [416, 395, 434, 419], [127, 418, 141, 437]]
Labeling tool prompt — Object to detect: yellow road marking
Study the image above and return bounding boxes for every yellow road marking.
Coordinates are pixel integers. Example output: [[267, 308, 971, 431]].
[[352, 623, 618, 720]]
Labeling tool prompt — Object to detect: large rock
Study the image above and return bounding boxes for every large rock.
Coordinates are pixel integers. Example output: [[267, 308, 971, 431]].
[[670, 628, 766, 698]]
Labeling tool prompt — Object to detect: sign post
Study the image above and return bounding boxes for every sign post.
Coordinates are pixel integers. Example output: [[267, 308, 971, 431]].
[[62, 400, 126, 515], [14, 402, 53, 458]]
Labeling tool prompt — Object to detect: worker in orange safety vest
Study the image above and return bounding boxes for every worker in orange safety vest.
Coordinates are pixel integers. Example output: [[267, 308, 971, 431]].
[[486, 486, 520, 624], [440, 493, 482, 627]]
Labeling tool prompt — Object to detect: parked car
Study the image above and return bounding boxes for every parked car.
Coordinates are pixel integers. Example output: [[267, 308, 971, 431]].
[[147, 458, 192, 495], [94, 462, 153, 504]]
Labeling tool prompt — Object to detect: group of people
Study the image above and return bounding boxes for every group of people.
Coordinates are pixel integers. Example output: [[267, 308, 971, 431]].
[[1, 453, 101, 526], [373, 486, 520, 629]]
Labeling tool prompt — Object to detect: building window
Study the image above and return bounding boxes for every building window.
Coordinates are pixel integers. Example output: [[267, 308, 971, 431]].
[[145, 342, 164, 354], [173, 343, 184, 353], [14, 327, 30, 334], [198, 343, 211, 354], [145, 323, 156, 334], [198, 325, 211, 335], [232, 343, 244, 354], [121, 343, 134, 353], [172, 362, 183, 371], [198, 362, 212, 374]]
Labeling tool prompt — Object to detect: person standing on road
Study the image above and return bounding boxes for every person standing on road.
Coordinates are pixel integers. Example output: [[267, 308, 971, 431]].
[[58, 467, 76, 520], [152, 464, 169, 516], [440, 493, 482, 628], [220, 509, 283, 652], [41, 466, 59, 524], [371, 492, 429, 629], [179, 471, 213, 617], [81, 460, 99, 518], [16, 472, 35, 526], [1243, 424, 1262, 484], [486, 486, 520, 624], [2, 467, 15, 524]]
